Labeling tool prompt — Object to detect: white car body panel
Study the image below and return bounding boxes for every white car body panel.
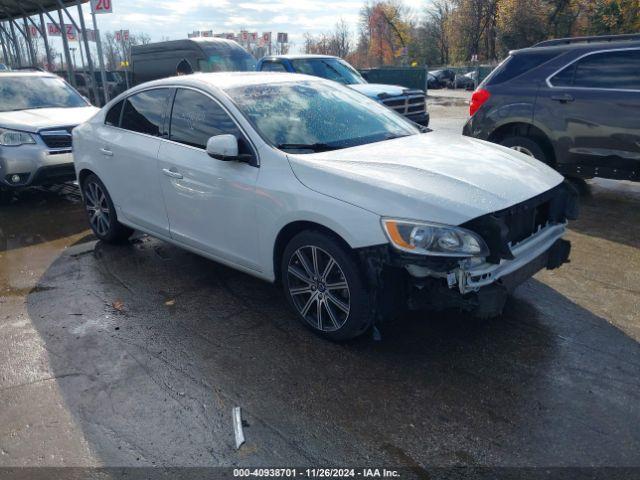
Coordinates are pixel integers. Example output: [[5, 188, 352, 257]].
[[288, 132, 563, 225], [73, 72, 565, 284]]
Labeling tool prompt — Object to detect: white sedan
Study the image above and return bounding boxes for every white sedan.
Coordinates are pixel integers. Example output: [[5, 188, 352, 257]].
[[73, 72, 577, 340]]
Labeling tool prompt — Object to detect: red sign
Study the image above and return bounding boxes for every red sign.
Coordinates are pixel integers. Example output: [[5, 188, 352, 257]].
[[91, 0, 113, 14], [262, 32, 271, 43], [115, 30, 129, 42]]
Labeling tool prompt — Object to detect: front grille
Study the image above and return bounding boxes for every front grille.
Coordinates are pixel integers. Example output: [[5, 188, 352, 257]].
[[381, 91, 426, 116], [463, 183, 576, 264], [498, 198, 552, 246], [39, 128, 73, 150]]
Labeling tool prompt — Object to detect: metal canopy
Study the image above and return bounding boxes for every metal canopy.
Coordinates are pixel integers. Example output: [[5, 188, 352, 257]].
[[0, 0, 88, 20]]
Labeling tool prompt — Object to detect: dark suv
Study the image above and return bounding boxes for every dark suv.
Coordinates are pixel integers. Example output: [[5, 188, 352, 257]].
[[463, 34, 640, 182]]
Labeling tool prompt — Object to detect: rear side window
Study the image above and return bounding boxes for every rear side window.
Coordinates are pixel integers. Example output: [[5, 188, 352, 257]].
[[121, 89, 171, 136], [486, 51, 559, 85], [261, 61, 287, 72], [169, 88, 243, 149], [551, 49, 640, 90], [105, 100, 124, 127]]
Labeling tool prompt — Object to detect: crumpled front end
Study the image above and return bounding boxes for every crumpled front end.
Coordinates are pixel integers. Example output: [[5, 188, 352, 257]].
[[359, 181, 578, 320]]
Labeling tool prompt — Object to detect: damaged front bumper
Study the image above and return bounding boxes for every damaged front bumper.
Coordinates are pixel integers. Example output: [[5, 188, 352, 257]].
[[360, 225, 571, 320], [444, 222, 568, 294], [359, 181, 577, 320]]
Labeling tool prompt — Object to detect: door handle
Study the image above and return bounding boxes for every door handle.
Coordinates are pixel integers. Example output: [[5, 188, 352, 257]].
[[100, 147, 113, 156], [551, 93, 575, 103], [162, 168, 183, 179]]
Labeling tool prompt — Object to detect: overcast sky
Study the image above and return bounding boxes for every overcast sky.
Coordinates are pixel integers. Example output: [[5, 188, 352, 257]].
[[69, 0, 428, 51]]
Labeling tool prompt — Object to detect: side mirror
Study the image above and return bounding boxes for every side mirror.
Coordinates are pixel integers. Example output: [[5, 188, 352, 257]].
[[206, 134, 253, 163]]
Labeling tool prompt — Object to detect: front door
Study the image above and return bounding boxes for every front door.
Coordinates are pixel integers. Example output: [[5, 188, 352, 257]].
[[157, 88, 260, 270]]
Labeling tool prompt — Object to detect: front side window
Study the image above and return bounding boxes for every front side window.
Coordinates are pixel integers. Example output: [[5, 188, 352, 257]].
[[291, 58, 366, 85], [225, 80, 419, 153], [169, 88, 243, 150], [198, 45, 257, 72], [261, 61, 287, 72], [0, 75, 89, 112], [121, 89, 171, 136]]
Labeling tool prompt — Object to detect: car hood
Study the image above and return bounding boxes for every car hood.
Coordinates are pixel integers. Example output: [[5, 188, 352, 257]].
[[348, 83, 408, 98], [0, 106, 100, 132], [287, 132, 564, 225]]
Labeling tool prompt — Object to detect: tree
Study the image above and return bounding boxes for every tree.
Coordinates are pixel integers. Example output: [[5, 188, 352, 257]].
[[303, 20, 352, 57], [359, 1, 413, 66]]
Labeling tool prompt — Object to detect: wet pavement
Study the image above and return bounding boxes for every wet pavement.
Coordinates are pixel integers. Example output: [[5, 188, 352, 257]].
[[0, 112, 639, 469]]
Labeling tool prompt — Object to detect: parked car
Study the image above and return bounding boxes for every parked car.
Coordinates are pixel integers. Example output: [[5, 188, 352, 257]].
[[131, 38, 256, 85], [427, 72, 439, 89], [0, 71, 99, 203], [463, 34, 640, 182], [429, 69, 456, 88], [454, 71, 476, 90], [55, 70, 100, 104], [73, 72, 576, 340], [257, 55, 429, 126]]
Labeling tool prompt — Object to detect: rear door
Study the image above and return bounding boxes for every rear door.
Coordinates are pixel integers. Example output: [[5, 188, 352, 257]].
[[95, 88, 173, 236], [536, 48, 640, 178]]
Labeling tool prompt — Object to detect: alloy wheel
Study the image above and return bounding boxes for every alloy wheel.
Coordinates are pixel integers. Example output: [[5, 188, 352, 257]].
[[510, 145, 535, 157], [84, 180, 111, 237], [286, 245, 350, 332]]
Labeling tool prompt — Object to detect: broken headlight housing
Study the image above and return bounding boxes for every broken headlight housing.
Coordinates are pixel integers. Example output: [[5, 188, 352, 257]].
[[382, 218, 490, 257], [0, 128, 36, 146]]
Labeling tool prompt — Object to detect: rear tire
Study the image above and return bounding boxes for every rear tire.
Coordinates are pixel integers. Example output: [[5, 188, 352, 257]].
[[81, 174, 133, 243], [500, 136, 549, 164], [281, 230, 373, 341]]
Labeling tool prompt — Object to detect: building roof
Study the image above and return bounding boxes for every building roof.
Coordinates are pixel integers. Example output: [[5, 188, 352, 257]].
[[0, 0, 88, 20]]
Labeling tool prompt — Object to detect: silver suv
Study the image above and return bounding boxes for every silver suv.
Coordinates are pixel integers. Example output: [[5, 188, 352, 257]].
[[0, 71, 99, 203]]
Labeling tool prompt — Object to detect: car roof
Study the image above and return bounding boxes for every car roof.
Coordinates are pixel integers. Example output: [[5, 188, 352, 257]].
[[512, 39, 640, 56], [0, 71, 57, 78], [263, 54, 337, 60], [131, 71, 321, 92]]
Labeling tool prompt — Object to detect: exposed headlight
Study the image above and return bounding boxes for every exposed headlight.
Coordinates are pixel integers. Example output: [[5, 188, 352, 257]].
[[382, 218, 489, 257], [0, 128, 36, 146]]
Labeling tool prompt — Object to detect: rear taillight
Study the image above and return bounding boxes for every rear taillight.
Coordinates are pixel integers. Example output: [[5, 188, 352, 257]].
[[470, 88, 491, 116]]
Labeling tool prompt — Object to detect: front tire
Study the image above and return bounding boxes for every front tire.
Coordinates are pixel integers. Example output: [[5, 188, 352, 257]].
[[81, 174, 133, 243], [500, 136, 549, 164], [281, 231, 372, 341]]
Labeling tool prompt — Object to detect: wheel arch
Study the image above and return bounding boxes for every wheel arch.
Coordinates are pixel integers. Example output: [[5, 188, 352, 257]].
[[273, 221, 353, 284], [488, 122, 556, 166], [77, 168, 97, 188]]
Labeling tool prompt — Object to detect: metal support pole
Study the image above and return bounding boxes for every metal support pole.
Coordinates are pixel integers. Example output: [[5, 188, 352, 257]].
[[21, 17, 37, 66], [54, 0, 99, 103], [0, 24, 16, 66], [0, 28, 9, 65], [91, 9, 109, 103], [56, 8, 75, 86], [38, 12, 52, 69], [8, 19, 22, 66]]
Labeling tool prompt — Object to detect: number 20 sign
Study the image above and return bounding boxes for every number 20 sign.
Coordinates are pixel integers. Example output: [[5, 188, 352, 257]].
[[91, 0, 113, 14]]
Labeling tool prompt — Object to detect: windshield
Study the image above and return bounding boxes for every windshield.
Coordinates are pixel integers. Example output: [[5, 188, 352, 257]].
[[291, 58, 366, 85], [0, 76, 88, 112], [199, 45, 257, 72], [226, 80, 419, 153]]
